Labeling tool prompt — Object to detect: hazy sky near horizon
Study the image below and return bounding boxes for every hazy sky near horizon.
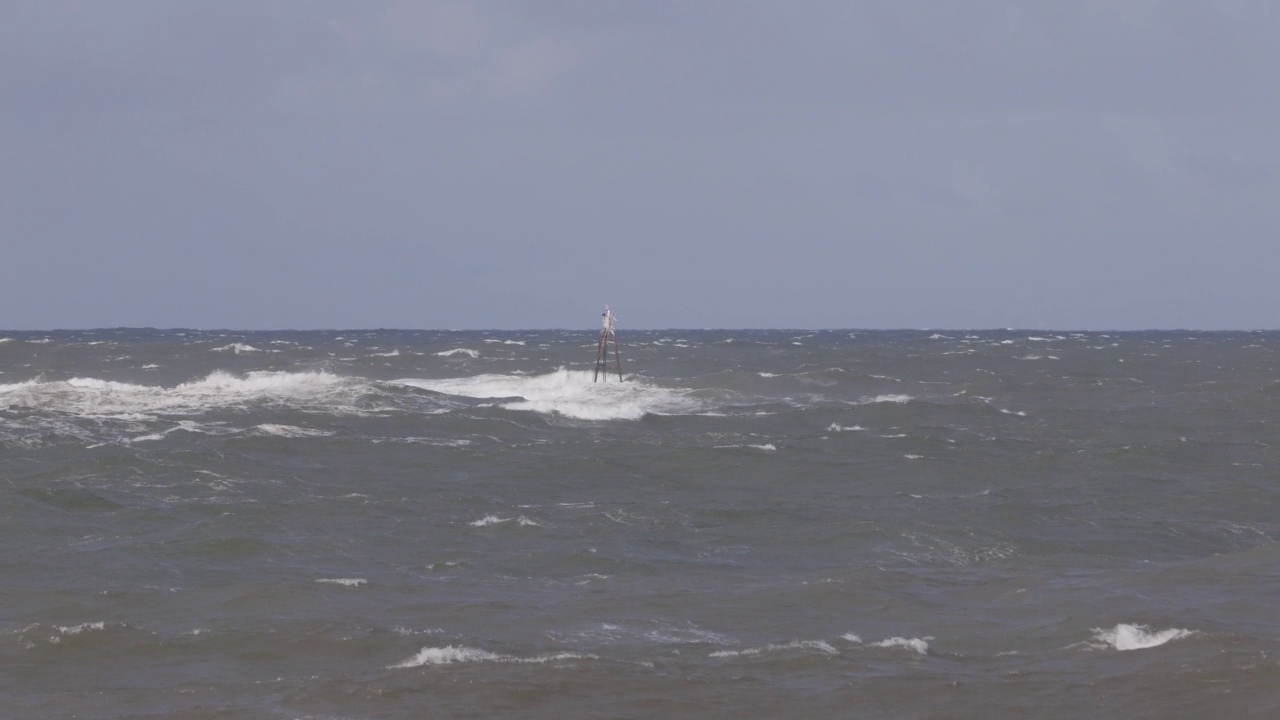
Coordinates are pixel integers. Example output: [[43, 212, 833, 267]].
[[3, 1, 1279, 330]]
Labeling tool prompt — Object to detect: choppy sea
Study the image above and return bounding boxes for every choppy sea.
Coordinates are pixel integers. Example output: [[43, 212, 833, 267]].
[[2, 329, 1278, 718]]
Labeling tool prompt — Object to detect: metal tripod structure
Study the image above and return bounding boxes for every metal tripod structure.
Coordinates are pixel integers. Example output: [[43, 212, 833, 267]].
[[593, 306, 623, 382]]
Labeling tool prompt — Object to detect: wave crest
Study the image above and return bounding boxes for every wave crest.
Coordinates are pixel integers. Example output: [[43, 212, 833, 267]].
[[392, 368, 705, 421]]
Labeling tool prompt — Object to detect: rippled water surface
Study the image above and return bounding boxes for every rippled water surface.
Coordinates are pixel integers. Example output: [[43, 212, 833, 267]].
[[3, 329, 1279, 718]]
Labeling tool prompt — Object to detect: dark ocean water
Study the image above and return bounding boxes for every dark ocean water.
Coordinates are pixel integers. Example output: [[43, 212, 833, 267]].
[[2, 329, 1278, 719]]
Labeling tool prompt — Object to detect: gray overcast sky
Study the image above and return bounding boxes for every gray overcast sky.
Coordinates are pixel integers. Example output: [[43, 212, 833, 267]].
[[3, 1, 1279, 330]]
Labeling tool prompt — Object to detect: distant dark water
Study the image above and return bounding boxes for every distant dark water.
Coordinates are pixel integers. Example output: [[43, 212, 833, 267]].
[[3, 329, 1279, 718]]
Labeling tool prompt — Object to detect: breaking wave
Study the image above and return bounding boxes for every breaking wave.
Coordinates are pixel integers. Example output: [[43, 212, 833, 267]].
[[391, 368, 706, 421], [0, 371, 375, 419], [389, 645, 596, 668], [1080, 624, 1196, 651]]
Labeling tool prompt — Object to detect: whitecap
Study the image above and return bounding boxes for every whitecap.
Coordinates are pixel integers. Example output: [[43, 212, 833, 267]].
[[370, 349, 400, 357], [56, 622, 106, 635], [316, 578, 367, 587], [391, 369, 705, 421], [826, 424, 866, 432], [389, 645, 595, 668], [471, 509, 540, 527], [1083, 624, 1195, 651], [713, 443, 777, 451], [468, 514, 539, 527], [254, 424, 335, 438], [436, 348, 480, 358], [469, 514, 508, 527], [709, 640, 837, 659], [212, 343, 267, 354], [869, 636, 931, 654], [394, 626, 445, 636], [862, 394, 913, 404], [0, 370, 364, 418]]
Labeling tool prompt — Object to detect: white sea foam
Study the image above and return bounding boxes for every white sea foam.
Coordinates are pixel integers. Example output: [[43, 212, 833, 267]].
[[827, 424, 866, 432], [130, 430, 172, 443], [391, 369, 704, 421], [862, 394, 913, 404], [436, 348, 480, 358], [212, 343, 267, 354], [254, 424, 335, 438], [370, 349, 400, 357], [1084, 624, 1195, 651], [468, 514, 540, 527], [56, 622, 106, 635], [0, 370, 364, 418], [716, 443, 777, 451], [469, 514, 507, 527], [389, 645, 596, 668], [316, 578, 367, 587], [709, 640, 838, 659], [869, 636, 931, 654]]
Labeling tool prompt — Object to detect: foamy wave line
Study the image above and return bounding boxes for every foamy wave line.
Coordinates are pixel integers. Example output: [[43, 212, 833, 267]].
[[391, 368, 706, 421], [869, 636, 931, 654], [1080, 624, 1196, 651], [389, 645, 597, 668], [469, 514, 540, 527], [0, 370, 366, 417], [212, 343, 270, 354], [56, 622, 107, 635], [841, 633, 931, 655], [860, 394, 913, 404], [709, 640, 838, 658], [48, 621, 111, 644], [436, 348, 480, 358], [255, 424, 335, 438], [316, 578, 367, 587]]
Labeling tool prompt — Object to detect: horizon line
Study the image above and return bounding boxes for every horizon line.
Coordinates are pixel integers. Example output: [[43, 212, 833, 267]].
[[2, 326, 1277, 334]]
